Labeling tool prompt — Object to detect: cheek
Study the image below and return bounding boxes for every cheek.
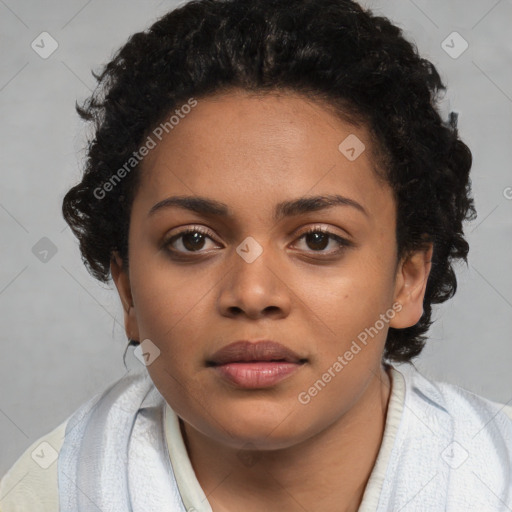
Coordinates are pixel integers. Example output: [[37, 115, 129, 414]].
[[131, 244, 208, 321], [301, 255, 394, 335], [130, 262, 215, 368]]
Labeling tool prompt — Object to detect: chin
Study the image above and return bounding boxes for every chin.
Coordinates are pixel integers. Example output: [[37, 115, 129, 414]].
[[206, 402, 311, 449]]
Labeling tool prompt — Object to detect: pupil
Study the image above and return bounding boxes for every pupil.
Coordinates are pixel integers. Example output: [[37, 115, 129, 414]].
[[306, 232, 328, 251], [183, 232, 205, 251]]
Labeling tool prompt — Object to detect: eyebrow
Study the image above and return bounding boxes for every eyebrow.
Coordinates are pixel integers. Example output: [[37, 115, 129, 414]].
[[148, 193, 368, 221]]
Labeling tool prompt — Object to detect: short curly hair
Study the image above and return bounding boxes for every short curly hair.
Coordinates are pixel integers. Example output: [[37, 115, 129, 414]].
[[62, 0, 476, 363]]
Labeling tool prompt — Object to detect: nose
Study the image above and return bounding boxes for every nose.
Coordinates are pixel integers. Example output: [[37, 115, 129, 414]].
[[216, 241, 292, 320]]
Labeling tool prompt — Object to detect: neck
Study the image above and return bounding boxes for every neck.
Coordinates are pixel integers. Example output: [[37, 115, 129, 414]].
[[181, 364, 392, 512]]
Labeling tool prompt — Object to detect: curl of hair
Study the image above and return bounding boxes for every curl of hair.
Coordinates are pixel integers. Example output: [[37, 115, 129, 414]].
[[62, 0, 476, 363]]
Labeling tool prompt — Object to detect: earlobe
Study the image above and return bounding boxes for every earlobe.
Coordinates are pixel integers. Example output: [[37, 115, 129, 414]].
[[111, 251, 140, 341], [389, 243, 433, 329]]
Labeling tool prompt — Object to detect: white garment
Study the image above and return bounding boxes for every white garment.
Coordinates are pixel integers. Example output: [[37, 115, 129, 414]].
[[376, 364, 512, 511], [58, 371, 185, 512], [58, 365, 512, 511], [1, 364, 512, 511]]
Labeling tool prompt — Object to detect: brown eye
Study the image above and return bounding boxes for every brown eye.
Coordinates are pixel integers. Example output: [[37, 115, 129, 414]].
[[293, 227, 351, 255], [181, 231, 207, 251], [304, 231, 330, 251], [164, 228, 218, 254]]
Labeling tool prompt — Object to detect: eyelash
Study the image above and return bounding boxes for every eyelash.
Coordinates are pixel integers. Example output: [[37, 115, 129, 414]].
[[163, 225, 352, 257]]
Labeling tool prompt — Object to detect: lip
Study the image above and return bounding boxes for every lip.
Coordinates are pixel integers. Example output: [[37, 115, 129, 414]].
[[207, 340, 307, 389]]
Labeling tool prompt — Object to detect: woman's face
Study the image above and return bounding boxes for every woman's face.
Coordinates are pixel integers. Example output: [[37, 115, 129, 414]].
[[112, 89, 430, 450]]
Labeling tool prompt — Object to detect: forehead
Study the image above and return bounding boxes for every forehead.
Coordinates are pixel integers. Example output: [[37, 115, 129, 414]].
[[136, 90, 393, 225]]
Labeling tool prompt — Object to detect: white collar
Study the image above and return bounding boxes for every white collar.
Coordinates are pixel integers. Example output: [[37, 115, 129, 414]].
[[163, 365, 406, 512]]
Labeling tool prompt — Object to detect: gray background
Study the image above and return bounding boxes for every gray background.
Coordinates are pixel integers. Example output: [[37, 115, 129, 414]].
[[1, 0, 511, 475]]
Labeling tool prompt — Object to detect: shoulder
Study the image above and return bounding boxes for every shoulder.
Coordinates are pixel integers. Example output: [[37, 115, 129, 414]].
[[0, 419, 67, 512], [497, 398, 512, 421], [398, 363, 512, 459], [397, 363, 512, 418], [415, 366, 512, 424], [0, 371, 154, 512], [384, 364, 512, 509]]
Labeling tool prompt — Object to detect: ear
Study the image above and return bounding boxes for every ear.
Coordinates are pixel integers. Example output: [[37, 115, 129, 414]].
[[389, 242, 433, 329], [110, 251, 140, 341]]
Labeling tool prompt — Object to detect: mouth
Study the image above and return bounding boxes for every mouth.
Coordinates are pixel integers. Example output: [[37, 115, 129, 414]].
[[206, 340, 307, 389]]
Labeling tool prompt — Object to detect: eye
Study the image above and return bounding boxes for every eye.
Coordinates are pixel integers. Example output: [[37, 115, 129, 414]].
[[163, 225, 352, 257], [292, 226, 352, 255], [164, 227, 220, 254]]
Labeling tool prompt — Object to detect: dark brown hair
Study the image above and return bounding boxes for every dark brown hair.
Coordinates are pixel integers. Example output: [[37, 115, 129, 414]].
[[62, 0, 476, 363]]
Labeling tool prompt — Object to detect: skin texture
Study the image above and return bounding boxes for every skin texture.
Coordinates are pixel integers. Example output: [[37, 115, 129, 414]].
[[111, 89, 433, 511]]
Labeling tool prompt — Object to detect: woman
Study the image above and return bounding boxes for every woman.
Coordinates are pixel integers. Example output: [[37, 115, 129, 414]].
[[1, 0, 511, 510]]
